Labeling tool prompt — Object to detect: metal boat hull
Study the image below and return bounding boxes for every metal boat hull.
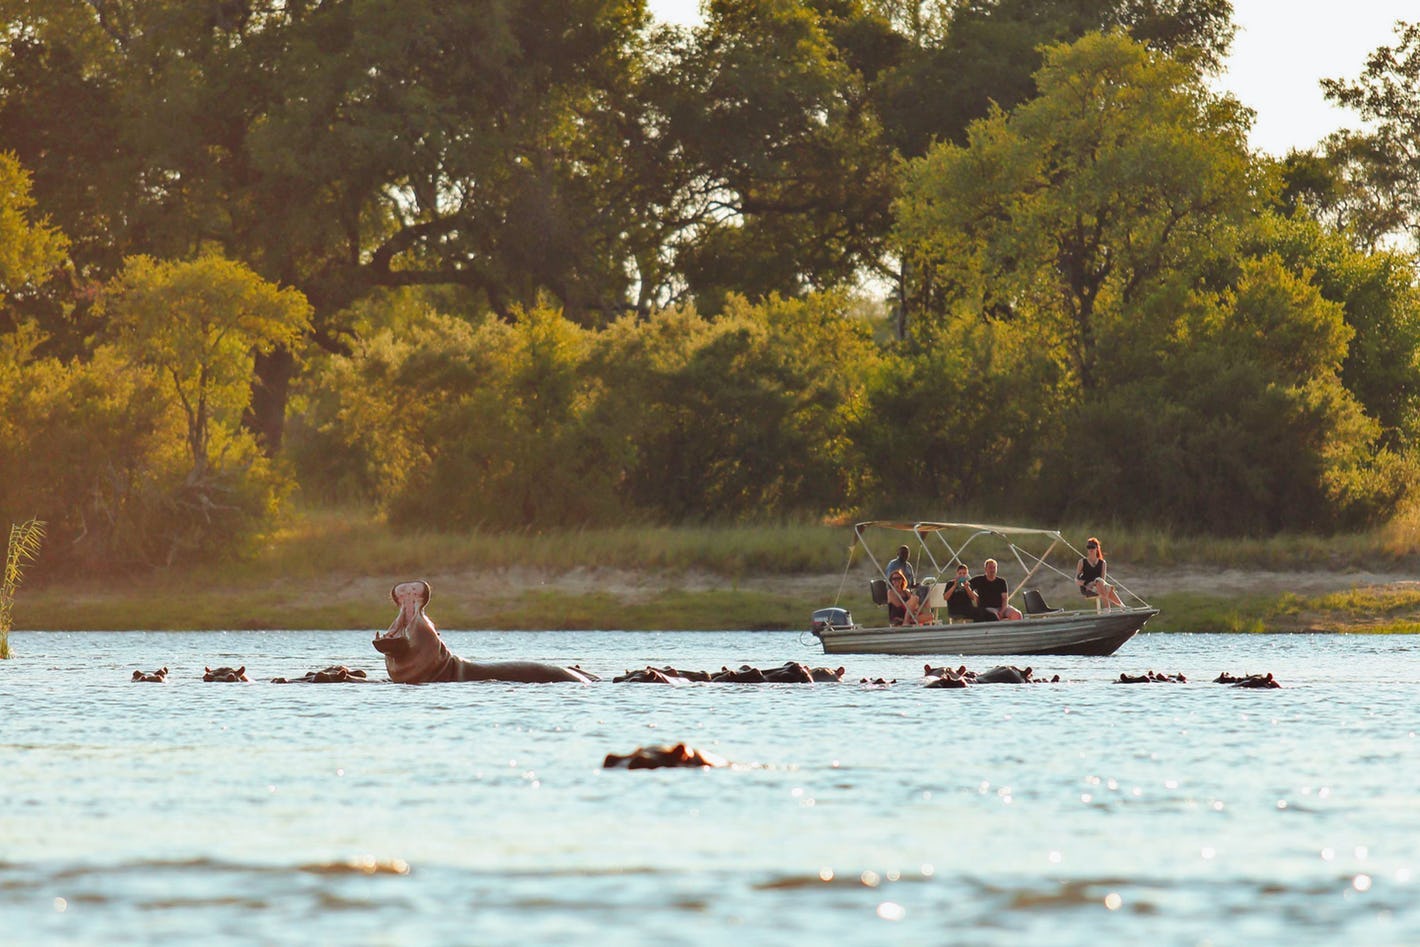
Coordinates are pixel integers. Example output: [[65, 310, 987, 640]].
[[813, 608, 1157, 656]]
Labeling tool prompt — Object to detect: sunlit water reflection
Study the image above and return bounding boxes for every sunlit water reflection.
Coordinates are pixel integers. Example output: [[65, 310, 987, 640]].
[[2, 630, 1417, 945]]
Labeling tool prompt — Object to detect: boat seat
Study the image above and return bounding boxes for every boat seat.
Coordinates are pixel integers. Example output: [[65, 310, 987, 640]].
[[1023, 588, 1062, 615], [869, 578, 888, 606]]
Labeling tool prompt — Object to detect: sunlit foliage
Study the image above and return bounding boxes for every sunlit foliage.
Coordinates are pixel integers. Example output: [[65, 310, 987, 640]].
[[894, 32, 1408, 531]]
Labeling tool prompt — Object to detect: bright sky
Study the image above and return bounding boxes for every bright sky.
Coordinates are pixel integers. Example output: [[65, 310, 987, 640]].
[[645, 0, 1415, 156]]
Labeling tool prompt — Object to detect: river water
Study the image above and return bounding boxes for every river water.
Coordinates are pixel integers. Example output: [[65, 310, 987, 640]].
[[1, 629, 1417, 945]]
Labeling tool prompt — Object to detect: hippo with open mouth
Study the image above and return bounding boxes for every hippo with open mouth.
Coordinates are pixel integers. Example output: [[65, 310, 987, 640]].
[[373, 580, 598, 683]]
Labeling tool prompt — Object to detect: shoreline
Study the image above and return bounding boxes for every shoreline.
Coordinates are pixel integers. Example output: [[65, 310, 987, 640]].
[[14, 566, 1420, 633]]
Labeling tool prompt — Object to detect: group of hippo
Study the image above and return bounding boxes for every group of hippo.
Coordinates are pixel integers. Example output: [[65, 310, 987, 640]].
[[126, 579, 1284, 769], [129, 579, 1283, 690]]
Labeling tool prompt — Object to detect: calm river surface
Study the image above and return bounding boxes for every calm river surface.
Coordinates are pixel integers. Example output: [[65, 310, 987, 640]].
[[2, 629, 1417, 945]]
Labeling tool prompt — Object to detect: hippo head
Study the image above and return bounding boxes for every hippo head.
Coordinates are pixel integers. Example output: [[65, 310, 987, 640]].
[[373, 580, 451, 683], [373, 580, 429, 658]]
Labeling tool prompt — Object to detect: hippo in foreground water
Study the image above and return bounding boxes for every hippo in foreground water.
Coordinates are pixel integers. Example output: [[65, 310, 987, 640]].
[[603, 743, 730, 769], [372, 580, 598, 683]]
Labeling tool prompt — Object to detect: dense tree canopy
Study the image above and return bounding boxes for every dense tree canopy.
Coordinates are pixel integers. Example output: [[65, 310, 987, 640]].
[[893, 33, 1405, 531], [0, 0, 662, 445], [4, 3, 1420, 566], [895, 32, 1256, 389]]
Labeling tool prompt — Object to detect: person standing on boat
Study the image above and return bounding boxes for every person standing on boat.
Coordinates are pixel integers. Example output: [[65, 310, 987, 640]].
[[946, 563, 995, 622], [886, 545, 915, 586], [970, 558, 1022, 620], [1077, 537, 1125, 608]]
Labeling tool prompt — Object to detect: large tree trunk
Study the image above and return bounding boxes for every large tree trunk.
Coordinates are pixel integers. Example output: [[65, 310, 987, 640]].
[[245, 346, 296, 456]]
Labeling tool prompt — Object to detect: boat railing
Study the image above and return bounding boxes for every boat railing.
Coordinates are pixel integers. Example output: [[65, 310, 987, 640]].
[[835, 520, 1153, 621]]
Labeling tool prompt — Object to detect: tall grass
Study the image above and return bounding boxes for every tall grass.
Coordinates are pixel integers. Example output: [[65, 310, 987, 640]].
[[252, 510, 1420, 578], [1, 519, 45, 657], [220, 507, 854, 580], [17, 504, 1420, 632], [1052, 521, 1420, 570]]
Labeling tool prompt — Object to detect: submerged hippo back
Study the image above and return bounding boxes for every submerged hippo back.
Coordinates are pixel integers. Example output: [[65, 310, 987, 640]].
[[448, 659, 593, 683]]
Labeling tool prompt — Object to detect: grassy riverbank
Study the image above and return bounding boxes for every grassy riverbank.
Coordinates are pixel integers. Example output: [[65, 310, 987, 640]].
[[12, 507, 1420, 633]]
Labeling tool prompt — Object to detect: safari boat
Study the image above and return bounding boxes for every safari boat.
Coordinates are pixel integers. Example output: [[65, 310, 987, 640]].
[[809, 521, 1158, 656]]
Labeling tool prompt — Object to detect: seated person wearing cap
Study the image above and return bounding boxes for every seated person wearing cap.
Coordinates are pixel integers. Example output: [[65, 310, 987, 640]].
[[945, 564, 997, 622], [969, 558, 1022, 621]]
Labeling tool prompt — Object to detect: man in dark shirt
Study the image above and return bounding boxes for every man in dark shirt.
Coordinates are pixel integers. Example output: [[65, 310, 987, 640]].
[[946, 564, 995, 621], [969, 558, 1022, 620]]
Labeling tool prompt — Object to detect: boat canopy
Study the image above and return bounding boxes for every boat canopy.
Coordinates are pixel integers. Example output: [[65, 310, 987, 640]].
[[853, 520, 1064, 540], [843, 519, 1148, 612]]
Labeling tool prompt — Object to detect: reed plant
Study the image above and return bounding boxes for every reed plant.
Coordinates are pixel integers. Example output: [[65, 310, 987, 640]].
[[1, 519, 45, 657]]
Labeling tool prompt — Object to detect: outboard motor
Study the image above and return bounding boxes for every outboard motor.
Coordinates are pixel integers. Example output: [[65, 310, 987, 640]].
[[811, 606, 852, 635]]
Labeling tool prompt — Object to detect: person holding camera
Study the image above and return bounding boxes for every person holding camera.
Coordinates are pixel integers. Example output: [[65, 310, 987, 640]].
[[945, 563, 996, 621]]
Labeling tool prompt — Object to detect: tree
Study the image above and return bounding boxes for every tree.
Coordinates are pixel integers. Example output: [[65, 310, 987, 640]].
[[103, 254, 312, 481], [0, 331, 200, 572], [870, 0, 1236, 159], [1056, 254, 1402, 533], [1245, 211, 1420, 447], [589, 293, 881, 519], [292, 303, 622, 529], [895, 31, 1256, 391], [0, 0, 659, 448], [1276, 139, 1411, 252], [92, 254, 310, 562], [892, 32, 1402, 532], [1320, 20, 1420, 250], [0, 151, 67, 316], [647, 0, 899, 311]]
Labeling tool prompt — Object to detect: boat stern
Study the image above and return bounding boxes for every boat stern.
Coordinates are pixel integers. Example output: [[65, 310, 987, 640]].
[[810, 606, 853, 638]]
